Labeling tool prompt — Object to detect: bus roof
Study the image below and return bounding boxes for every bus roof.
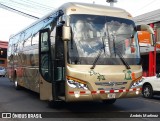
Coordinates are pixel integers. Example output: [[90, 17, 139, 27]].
[[60, 2, 132, 18], [9, 2, 132, 41]]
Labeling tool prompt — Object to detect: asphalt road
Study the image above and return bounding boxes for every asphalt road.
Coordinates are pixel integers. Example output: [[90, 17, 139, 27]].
[[0, 77, 160, 121]]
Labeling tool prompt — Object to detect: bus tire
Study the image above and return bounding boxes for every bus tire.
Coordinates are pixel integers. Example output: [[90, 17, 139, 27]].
[[142, 84, 153, 98], [14, 80, 22, 90], [102, 99, 116, 104]]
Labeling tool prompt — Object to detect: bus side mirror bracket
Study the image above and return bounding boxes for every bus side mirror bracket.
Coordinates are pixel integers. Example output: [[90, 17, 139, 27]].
[[62, 26, 71, 41]]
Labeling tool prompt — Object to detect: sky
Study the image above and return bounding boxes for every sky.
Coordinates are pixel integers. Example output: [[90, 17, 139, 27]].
[[0, 0, 160, 41]]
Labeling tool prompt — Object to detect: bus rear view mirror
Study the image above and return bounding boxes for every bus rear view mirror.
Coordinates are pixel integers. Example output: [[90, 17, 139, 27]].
[[62, 26, 71, 41], [137, 24, 155, 46], [136, 24, 154, 34]]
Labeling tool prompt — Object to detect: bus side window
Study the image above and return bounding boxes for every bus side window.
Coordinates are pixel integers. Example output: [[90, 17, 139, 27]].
[[31, 33, 39, 45], [54, 26, 65, 81], [55, 26, 64, 60], [39, 29, 52, 82], [41, 32, 49, 52], [23, 38, 31, 47]]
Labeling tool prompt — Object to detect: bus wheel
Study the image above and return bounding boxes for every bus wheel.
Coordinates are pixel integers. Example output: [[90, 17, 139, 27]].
[[142, 85, 153, 98], [102, 99, 116, 104], [14, 80, 22, 90]]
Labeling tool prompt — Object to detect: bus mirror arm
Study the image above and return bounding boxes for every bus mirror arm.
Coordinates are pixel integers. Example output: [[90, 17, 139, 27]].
[[62, 26, 71, 41]]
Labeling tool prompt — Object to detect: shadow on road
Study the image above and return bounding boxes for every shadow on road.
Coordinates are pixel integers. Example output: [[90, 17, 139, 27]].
[[152, 96, 160, 100]]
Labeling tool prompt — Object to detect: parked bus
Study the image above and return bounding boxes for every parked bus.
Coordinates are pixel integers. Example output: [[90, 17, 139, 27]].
[[7, 2, 154, 107], [0, 41, 8, 67], [0, 58, 7, 67]]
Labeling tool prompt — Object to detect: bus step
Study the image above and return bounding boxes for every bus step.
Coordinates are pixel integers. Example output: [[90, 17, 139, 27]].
[[58, 96, 65, 101]]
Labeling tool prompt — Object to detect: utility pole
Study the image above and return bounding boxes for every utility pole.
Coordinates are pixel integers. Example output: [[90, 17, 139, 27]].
[[106, 0, 117, 7]]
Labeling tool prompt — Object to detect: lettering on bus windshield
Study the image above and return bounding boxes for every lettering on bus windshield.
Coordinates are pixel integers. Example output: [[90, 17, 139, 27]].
[[89, 70, 106, 81]]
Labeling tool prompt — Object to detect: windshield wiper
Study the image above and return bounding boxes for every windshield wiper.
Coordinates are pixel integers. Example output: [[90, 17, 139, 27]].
[[112, 34, 131, 70], [115, 50, 131, 69], [90, 37, 106, 69], [90, 44, 131, 70], [112, 37, 130, 69], [91, 31, 132, 69], [90, 46, 104, 69]]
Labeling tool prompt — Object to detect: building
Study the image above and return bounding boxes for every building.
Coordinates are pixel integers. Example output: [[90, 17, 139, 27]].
[[0, 41, 8, 67], [133, 9, 160, 77]]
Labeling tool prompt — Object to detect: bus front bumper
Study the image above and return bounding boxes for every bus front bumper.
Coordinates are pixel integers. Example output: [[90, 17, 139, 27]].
[[66, 86, 142, 102]]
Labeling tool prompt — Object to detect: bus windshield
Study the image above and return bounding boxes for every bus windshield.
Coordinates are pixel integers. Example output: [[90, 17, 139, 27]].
[[68, 14, 140, 65]]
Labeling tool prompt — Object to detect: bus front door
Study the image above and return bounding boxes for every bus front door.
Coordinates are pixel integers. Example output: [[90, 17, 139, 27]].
[[39, 27, 65, 101], [54, 25, 65, 99], [39, 29, 53, 100]]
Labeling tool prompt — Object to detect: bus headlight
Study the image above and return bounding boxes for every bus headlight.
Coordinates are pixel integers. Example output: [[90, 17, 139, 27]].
[[131, 78, 144, 88], [66, 76, 89, 90]]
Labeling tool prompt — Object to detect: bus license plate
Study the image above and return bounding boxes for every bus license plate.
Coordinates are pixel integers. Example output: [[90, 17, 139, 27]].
[[108, 93, 116, 98]]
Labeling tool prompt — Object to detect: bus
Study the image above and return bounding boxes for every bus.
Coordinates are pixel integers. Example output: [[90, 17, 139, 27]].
[[0, 41, 8, 67], [0, 58, 7, 67], [7, 2, 154, 107]]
